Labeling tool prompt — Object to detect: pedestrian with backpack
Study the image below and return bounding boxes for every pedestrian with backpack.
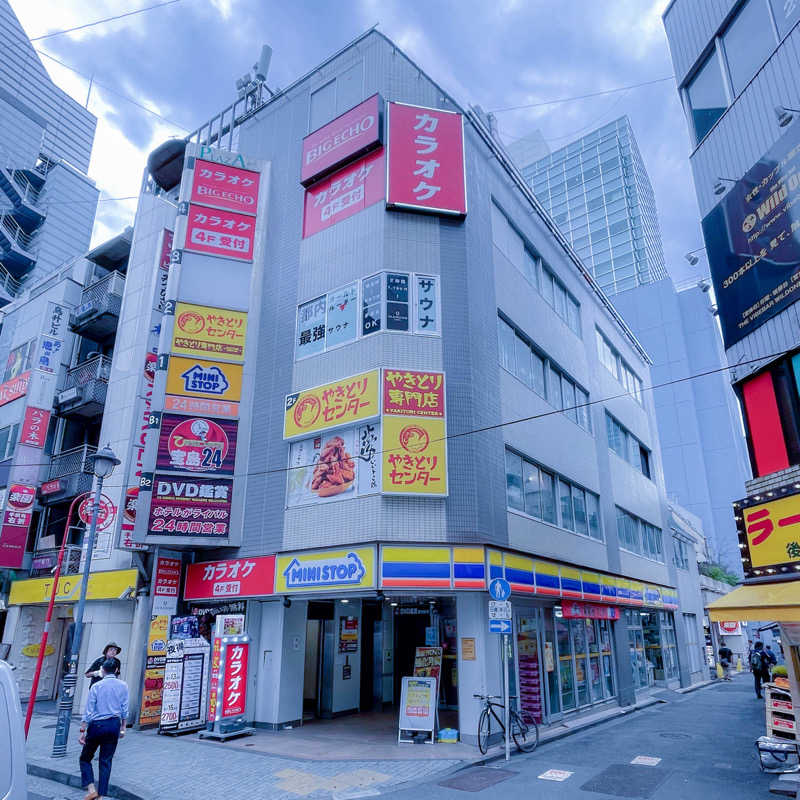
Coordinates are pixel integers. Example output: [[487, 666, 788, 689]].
[[750, 641, 770, 698], [717, 640, 733, 681]]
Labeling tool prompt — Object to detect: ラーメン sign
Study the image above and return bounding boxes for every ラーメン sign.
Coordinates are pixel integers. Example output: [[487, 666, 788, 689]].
[[171, 303, 247, 362], [274, 546, 376, 593], [283, 369, 380, 439]]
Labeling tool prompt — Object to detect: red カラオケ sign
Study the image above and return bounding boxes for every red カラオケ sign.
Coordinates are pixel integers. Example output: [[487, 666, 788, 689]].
[[221, 642, 248, 718], [386, 102, 466, 216], [184, 204, 255, 262], [191, 159, 260, 216], [184, 555, 276, 600]]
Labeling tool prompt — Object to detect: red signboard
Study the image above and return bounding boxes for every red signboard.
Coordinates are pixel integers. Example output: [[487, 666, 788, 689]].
[[208, 636, 222, 722], [383, 369, 445, 418], [0, 484, 35, 568], [386, 102, 467, 216], [191, 159, 260, 216], [164, 394, 239, 419], [40, 479, 62, 496], [147, 476, 233, 538], [221, 642, 248, 718], [561, 601, 620, 621], [20, 406, 50, 448], [183, 204, 255, 262], [160, 229, 173, 270], [301, 94, 383, 186], [302, 149, 384, 238], [184, 555, 276, 600], [0, 371, 30, 407], [78, 494, 116, 532], [8, 484, 35, 511], [153, 556, 182, 600], [156, 414, 238, 476]]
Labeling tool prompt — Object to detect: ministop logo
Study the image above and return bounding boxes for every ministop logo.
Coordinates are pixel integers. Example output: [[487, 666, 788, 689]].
[[283, 551, 366, 589], [181, 364, 230, 395]]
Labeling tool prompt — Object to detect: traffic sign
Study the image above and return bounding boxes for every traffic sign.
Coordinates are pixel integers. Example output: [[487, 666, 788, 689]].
[[488, 600, 512, 620], [488, 578, 511, 601], [489, 619, 512, 634]]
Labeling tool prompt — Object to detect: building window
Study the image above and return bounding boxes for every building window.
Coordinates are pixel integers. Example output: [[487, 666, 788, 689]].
[[506, 447, 602, 540], [499, 314, 592, 432], [672, 535, 691, 571], [0, 423, 19, 461], [596, 329, 643, 402], [616, 506, 663, 562], [683, 613, 702, 674], [722, 0, 777, 96], [770, 0, 800, 38], [605, 412, 652, 479], [686, 51, 728, 143], [492, 202, 581, 337]]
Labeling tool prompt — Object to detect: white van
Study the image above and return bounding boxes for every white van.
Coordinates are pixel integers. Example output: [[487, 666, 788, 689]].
[[0, 660, 26, 800]]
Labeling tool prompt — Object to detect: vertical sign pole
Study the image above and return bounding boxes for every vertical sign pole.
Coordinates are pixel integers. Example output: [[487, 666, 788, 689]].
[[503, 632, 510, 762]]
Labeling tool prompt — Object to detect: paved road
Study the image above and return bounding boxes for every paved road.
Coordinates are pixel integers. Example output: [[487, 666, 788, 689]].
[[382, 677, 776, 799]]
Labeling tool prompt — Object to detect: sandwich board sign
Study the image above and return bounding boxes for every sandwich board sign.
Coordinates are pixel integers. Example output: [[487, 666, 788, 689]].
[[398, 676, 437, 744]]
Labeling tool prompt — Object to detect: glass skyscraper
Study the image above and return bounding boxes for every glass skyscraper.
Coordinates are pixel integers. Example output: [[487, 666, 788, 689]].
[[514, 116, 667, 296]]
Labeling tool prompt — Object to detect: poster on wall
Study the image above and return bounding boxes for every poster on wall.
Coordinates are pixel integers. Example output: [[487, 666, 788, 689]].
[[702, 126, 800, 348], [386, 102, 467, 217], [286, 422, 380, 507], [156, 414, 238, 476], [147, 476, 233, 539], [381, 416, 447, 496], [338, 616, 359, 653]]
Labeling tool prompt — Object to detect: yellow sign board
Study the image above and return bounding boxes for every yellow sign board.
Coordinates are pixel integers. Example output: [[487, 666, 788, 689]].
[[742, 493, 800, 569], [283, 369, 380, 440], [381, 416, 447, 496], [21, 644, 55, 657], [165, 355, 243, 402], [171, 302, 248, 362], [9, 569, 139, 606], [274, 545, 376, 593]]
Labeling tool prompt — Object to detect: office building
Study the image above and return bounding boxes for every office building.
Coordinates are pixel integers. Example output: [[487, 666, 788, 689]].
[[4, 29, 707, 741]]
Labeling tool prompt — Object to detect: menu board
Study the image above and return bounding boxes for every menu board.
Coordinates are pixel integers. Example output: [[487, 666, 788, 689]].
[[398, 676, 437, 744], [159, 637, 210, 733]]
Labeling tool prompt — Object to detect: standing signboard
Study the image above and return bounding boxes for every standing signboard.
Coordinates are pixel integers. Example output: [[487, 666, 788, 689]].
[[398, 676, 437, 744], [206, 614, 244, 724], [159, 637, 210, 734], [139, 615, 169, 727]]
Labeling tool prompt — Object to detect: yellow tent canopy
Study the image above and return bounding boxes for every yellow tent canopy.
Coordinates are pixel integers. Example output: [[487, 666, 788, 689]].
[[707, 581, 800, 622]]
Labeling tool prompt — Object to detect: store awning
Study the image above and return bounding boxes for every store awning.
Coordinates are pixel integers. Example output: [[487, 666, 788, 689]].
[[707, 581, 800, 622]]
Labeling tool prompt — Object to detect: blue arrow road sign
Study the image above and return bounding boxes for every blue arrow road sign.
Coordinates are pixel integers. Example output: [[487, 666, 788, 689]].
[[488, 578, 511, 601], [489, 619, 512, 634]]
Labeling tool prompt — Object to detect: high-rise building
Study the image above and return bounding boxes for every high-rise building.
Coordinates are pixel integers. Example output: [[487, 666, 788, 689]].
[[514, 116, 668, 296], [0, 0, 98, 303], [663, 1, 800, 649]]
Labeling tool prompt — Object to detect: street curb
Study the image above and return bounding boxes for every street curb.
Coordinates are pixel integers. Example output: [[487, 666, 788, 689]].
[[27, 761, 146, 800]]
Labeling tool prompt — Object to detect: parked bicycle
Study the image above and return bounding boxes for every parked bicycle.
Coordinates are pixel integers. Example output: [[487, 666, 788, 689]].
[[474, 693, 539, 754]]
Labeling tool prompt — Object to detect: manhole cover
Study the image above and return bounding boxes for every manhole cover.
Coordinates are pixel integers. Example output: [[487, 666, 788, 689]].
[[580, 764, 670, 798], [438, 767, 518, 792], [659, 732, 691, 740]]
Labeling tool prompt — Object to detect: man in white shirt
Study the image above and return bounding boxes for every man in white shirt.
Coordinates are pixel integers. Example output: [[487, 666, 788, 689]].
[[78, 659, 129, 800]]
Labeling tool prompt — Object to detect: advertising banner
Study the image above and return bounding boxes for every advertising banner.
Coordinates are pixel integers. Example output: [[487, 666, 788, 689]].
[[381, 416, 447, 496], [398, 676, 437, 740], [171, 303, 247, 362], [283, 369, 380, 439], [147, 476, 233, 539], [274, 545, 377, 593], [386, 102, 467, 217], [286, 422, 380, 507], [152, 555, 182, 616], [338, 616, 359, 653], [738, 490, 800, 576], [301, 94, 383, 185], [0, 484, 36, 568], [156, 229, 173, 313], [220, 641, 248, 718], [20, 406, 50, 448], [0, 371, 30, 407], [164, 394, 239, 420], [166, 355, 243, 403], [184, 555, 275, 600], [44, 301, 68, 340], [383, 369, 445, 417], [183, 204, 255, 262], [717, 621, 742, 636], [296, 283, 359, 359], [414, 275, 439, 334], [702, 127, 800, 347], [159, 637, 210, 733], [139, 615, 169, 726], [302, 148, 385, 238], [190, 159, 260, 215], [413, 646, 443, 687], [36, 336, 62, 374], [156, 414, 238, 476], [8, 568, 138, 605], [561, 601, 620, 620]]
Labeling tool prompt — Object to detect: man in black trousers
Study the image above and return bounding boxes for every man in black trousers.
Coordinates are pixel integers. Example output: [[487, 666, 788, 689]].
[[78, 658, 129, 800], [750, 641, 771, 699]]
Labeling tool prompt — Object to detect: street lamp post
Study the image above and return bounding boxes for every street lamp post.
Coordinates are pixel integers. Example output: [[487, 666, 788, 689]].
[[51, 444, 120, 758], [23, 490, 91, 737]]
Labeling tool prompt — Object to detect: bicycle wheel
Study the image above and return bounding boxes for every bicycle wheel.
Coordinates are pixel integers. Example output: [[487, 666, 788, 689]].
[[478, 708, 492, 755], [511, 710, 539, 753]]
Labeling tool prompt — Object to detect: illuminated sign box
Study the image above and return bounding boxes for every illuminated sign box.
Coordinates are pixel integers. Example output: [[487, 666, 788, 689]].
[[736, 487, 800, 579]]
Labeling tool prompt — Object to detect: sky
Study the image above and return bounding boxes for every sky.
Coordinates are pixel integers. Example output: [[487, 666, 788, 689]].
[[9, 0, 707, 286]]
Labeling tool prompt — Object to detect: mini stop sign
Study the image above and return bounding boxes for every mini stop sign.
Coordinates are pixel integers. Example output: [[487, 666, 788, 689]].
[[79, 494, 117, 531]]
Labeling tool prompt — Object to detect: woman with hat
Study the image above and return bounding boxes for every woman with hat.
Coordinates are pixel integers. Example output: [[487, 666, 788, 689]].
[[85, 643, 122, 687]]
